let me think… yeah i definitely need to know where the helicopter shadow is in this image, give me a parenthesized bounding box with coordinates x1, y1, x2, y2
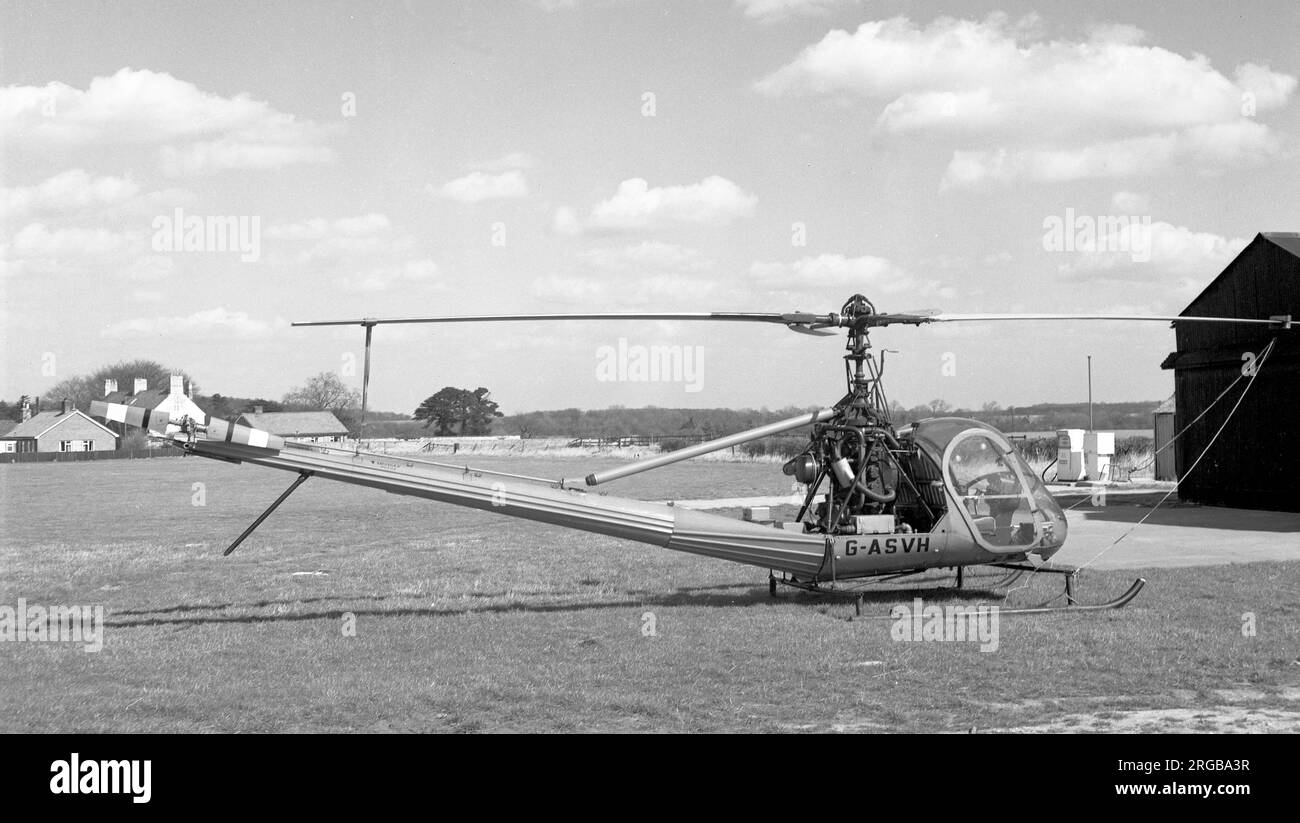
(104, 577, 1008, 630)
(111, 594, 394, 617)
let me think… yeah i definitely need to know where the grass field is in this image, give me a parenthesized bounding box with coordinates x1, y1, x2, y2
(1, 456, 1297, 733)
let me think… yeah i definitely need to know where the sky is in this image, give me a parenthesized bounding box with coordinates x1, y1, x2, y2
(2, 0, 1298, 416)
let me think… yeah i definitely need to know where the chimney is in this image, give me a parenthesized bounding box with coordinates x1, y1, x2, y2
(254, 405, 265, 414)
(62, 398, 73, 415)
(20, 396, 31, 422)
(170, 375, 184, 396)
(104, 378, 118, 397)
(133, 378, 148, 395)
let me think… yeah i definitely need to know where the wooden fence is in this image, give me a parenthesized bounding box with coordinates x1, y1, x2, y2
(0, 447, 182, 465)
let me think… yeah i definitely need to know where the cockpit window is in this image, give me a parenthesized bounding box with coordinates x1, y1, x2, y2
(943, 431, 1047, 551)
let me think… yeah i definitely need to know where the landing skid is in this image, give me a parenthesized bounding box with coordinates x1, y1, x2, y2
(983, 565, 1147, 614)
(768, 565, 1146, 617)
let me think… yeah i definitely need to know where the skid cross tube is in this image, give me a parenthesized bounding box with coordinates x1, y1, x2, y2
(223, 471, 314, 556)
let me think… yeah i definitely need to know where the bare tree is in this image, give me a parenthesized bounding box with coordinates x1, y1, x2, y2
(43, 359, 198, 409)
(283, 372, 360, 413)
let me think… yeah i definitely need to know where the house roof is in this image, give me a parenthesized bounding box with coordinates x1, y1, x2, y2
(0, 408, 119, 439)
(1263, 231, 1300, 259)
(236, 411, 349, 436)
(1181, 232, 1300, 317)
(104, 389, 170, 408)
(0, 420, 16, 437)
(1154, 395, 1175, 415)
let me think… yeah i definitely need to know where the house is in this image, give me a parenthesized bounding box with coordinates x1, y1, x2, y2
(234, 410, 350, 444)
(103, 375, 207, 430)
(0, 399, 119, 454)
(1159, 232, 1300, 511)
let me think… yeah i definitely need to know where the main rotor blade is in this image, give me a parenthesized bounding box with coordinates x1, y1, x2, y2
(293, 312, 823, 328)
(859, 312, 943, 327)
(294, 307, 1293, 331)
(917, 313, 1291, 328)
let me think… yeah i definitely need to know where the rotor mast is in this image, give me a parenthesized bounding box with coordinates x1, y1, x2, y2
(358, 320, 375, 452)
(838, 294, 891, 427)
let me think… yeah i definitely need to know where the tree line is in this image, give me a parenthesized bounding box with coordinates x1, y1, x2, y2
(6, 359, 1160, 437)
(5, 359, 505, 438)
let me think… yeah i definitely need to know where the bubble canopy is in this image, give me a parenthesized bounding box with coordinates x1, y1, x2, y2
(907, 418, 1068, 558)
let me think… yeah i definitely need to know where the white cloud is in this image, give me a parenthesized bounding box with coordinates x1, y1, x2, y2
(1111, 191, 1151, 214)
(102, 307, 286, 339)
(0, 170, 140, 222)
(1146, 224, 1248, 274)
(749, 253, 953, 300)
(130, 289, 165, 303)
(943, 121, 1284, 187)
(578, 241, 709, 272)
(757, 16, 1293, 134)
(757, 16, 1296, 185)
(0, 68, 335, 175)
(751, 253, 896, 289)
(265, 213, 408, 263)
(469, 152, 536, 172)
(123, 255, 175, 281)
(558, 176, 757, 235)
(337, 259, 441, 292)
(300, 234, 413, 264)
(1059, 221, 1247, 279)
(2, 223, 169, 281)
(532, 272, 720, 305)
(431, 170, 530, 203)
(160, 139, 333, 176)
(735, 0, 865, 24)
(553, 207, 583, 235)
(266, 213, 391, 240)
(532, 274, 609, 304)
(757, 16, 1033, 101)
(7, 223, 137, 259)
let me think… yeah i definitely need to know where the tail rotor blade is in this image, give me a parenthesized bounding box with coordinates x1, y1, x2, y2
(90, 400, 284, 451)
(89, 400, 172, 434)
(920, 312, 1290, 328)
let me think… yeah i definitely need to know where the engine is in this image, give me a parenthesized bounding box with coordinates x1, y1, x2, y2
(785, 420, 946, 536)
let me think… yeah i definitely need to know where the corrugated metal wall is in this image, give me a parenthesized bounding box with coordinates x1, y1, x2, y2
(1168, 235, 1300, 511)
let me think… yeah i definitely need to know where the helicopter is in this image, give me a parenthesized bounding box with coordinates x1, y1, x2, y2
(90, 294, 1291, 615)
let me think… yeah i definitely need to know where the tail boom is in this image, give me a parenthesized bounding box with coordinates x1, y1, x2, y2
(186, 437, 831, 576)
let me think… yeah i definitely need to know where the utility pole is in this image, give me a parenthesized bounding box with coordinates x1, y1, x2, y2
(1087, 355, 1093, 431)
